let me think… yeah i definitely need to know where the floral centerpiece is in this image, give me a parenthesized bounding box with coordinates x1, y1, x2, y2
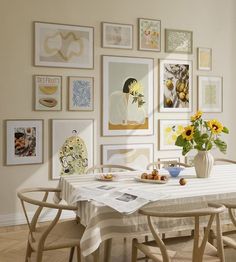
(175, 111, 229, 178)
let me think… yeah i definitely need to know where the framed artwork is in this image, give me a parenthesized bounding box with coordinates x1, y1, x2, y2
(52, 119, 94, 179)
(159, 59, 192, 112)
(102, 22, 133, 49)
(34, 22, 94, 69)
(6, 119, 43, 165)
(68, 76, 94, 111)
(102, 55, 154, 136)
(138, 18, 161, 51)
(159, 120, 189, 150)
(102, 143, 154, 170)
(197, 47, 212, 71)
(165, 29, 193, 54)
(34, 75, 62, 111)
(198, 76, 223, 112)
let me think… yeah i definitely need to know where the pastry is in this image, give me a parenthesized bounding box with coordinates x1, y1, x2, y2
(39, 98, 57, 108)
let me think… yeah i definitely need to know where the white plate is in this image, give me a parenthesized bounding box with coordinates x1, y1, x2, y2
(134, 176, 168, 184)
(95, 174, 116, 181)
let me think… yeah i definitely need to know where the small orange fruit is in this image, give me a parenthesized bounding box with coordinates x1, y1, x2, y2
(179, 178, 187, 186)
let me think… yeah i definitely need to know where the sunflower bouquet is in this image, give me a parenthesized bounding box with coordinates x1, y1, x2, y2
(175, 111, 229, 155)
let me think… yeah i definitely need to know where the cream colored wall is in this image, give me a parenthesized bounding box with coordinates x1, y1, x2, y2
(0, 0, 235, 224)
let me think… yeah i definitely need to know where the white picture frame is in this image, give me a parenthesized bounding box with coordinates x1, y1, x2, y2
(6, 119, 43, 165)
(159, 59, 192, 112)
(102, 143, 154, 170)
(197, 47, 212, 71)
(68, 76, 94, 111)
(52, 119, 94, 179)
(198, 76, 222, 112)
(34, 22, 94, 69)
(159, 120, 189, 150)
(103, 55, 154, 136)
(34, 75, 62, 111)
(102, 22, 133, 49)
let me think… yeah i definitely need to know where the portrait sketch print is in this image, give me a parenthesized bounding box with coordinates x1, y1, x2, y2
(35, 22, 94, 69)
(103, 56, 154, 136)
(159, 59, 192, 112)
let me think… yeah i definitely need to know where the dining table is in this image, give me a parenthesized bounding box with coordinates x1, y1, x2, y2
(57, 164, 236, 262)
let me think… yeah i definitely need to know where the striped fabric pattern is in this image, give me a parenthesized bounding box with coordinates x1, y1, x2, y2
(59, 164, 236, 256)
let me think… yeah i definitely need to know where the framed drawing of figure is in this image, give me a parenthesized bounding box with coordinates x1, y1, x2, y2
(102, 55, 154, 136)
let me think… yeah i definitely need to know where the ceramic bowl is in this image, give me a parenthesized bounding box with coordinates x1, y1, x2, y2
(165, 167, 184, 177)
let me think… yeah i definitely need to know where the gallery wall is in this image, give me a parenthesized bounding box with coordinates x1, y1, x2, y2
(0, 0, 235, 225)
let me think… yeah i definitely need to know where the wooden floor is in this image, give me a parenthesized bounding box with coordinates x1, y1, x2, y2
(0, 224, 236, 262)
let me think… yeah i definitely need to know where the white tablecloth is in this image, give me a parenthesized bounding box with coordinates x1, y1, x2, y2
(58, 164, 236, 256)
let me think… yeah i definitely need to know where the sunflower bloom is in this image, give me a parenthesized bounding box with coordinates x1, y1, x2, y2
(182, 126, 194, 141)
(207, 119, 223, 134)
(191, 111, 203, 121)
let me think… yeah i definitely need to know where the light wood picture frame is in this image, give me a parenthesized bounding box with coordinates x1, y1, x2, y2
(34, 21, 94, 69)
(159, 59, 192, 112)
(165, 29, 193, 54)
(68, 76, 94, 111)
(52, 119, 94, 179)
(138, 18, 161, 51)
(102, 22, 133, 49)
(102, 55, 154, 136)
(198, 76, 223, 112)
(34, 75, 62, 111)
(102, 143, 154, 170)
(6, 119, 43, 165)
(197, 47, 212, 71)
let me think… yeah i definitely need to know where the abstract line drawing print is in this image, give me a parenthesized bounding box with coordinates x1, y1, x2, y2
(35, 22, 93, 68)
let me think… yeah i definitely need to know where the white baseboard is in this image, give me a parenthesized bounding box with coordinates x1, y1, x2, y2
(0, 210, 75, 227)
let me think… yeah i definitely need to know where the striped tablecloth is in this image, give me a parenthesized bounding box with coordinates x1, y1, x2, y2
(59, 164, 236, 256)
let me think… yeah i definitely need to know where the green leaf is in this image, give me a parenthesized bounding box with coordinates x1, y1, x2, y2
(222, 126, 229, 134)
(201, 133, 209, 139)
(214, 139, 227, 154)
(175, 135, 186, 147)
(182, 142, 193, 155)
(206, 141, 212, 151)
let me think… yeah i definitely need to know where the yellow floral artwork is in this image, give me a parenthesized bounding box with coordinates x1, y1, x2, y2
(160, 120, 188, 150)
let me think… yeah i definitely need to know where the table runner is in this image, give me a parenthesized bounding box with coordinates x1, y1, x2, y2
(59, 164, 236, 256)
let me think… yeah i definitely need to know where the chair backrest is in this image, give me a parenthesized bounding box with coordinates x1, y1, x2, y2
(17, 187, 77, 244)
(139, 202, 225, 262)
(214, 158, 236, 165)
(146, 161, 190, 170)
(85, 164, 136, 174)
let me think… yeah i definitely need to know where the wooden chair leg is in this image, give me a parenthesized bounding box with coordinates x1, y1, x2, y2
(36, 250, 43, 262)
(69, 246, 75, 262)
(77, 246, 81, 262)
(104, 238, 112, 262)
(132, 238, 138, 262)
(92, 247, 100, 262)
(25, 241, 32, 262)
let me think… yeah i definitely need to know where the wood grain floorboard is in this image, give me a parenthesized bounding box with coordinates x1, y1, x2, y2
(0, 225, 236, 261)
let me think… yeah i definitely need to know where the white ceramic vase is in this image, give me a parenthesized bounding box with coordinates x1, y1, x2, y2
(194, 151, 214, 178)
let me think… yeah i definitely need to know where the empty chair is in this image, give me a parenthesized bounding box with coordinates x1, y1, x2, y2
(17, 187, 85, 262)
(146, 161, 190, 170)
(86, 164, 136, 174)
(132, 202, 226, 262)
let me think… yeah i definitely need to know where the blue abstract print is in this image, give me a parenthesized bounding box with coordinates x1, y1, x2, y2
(73, 80, 91, 107)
